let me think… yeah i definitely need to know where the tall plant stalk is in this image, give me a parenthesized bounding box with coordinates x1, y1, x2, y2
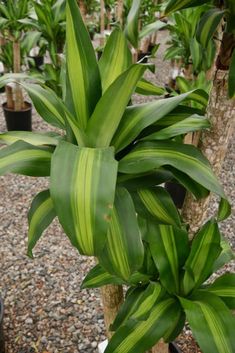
(182, 31, 235, 232)
(13, 41, 24, 111)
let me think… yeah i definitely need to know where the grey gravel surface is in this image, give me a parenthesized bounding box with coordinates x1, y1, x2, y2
(0, 30, 234, 353)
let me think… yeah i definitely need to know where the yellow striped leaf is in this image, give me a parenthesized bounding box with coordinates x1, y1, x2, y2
(86, 64, 146, 148)
(164, 0, 210, 15)
(124, 0, 141, 48)
(99, 28, 132, 92)
(119, 141, 226, 199)
(180, 291, 235, 353)
(183, 220, 222, 295)
(105, 298, 181, 353)
(0, 141, 52, 177)
(66, 0, 101, 129)
(207, 273, 235, 309)
(81, 264, 124, 289)
(0, 131, 61, 147)
(196, 9, 225, 48)
(147, 223, 189, 294)
(50, 141, 118, 256)
(99, 188, 144, 281)
(28, 190, 56, 258)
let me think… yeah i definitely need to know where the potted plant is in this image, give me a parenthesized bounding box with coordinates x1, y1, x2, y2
(0, 0, 32, 131)
(0, 1, 234, 353)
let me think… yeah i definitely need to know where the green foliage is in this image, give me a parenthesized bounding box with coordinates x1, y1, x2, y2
(0, 1, 234, 353)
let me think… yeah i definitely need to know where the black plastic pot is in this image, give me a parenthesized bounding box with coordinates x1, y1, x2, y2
(28, 55, 44, 70)
(0, 297, 5, 353)
(169, 342, 182, 353)
(2, 101, 32, 131)
(165, 182, 187, 209)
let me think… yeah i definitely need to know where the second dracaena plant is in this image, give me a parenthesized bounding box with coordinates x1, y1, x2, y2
(0, 0, 234, 353)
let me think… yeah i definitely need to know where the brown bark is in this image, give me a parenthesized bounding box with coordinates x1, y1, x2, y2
(151, 339, 168, 353)
(116, 0, 123, 26)
(78, 0, 87, 21)
(100, 0, 105, 46)
(5, 84, 14, 109)
(101, 285, 124, 339)
(106, 8, 112, 30)
(13, 41, 24, 111)
(182, 40, 235, 232)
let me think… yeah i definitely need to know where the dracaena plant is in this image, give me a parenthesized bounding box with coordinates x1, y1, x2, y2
(0, 0, 234, 352)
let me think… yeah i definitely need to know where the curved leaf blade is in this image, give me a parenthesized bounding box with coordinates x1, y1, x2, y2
(119, 141, 225, 198)
(196, 9, 225, 48)
(28, 190, 56, 258)
(99, 187, 144, 281)
(86, 64, 146, 148)
(105, 298, 181, 353)
(0, 141, 52, 176)
(183, 220, 222, 295)
(124, 0, 141, 48)
(0, 131, 61, 147)
(132, 186, 181, 227)
(99, 28, 132, 92)
(180, 291, 235, 353)
(81, 264, 124, 289)
(66, 0, 101, 129)
(207, 273, 235, 309)
(147, 223, 190, 294)
(50, 141, 118, 256)
(164, 0, 210, 15)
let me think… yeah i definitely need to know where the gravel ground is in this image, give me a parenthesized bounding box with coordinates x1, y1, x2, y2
(0, 30, 234, 353)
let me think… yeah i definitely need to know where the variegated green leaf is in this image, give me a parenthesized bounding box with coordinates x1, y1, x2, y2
(124, 0, 141, 48)
(196, 9, 225, 48)
(213, 236, 235, 273)
(141, 115, 210, 141)
(119, 141, 225, 198)
(81, 264, 124, 289)
(228, 49, 235, 98)
(99, 28, 132, 92)
(180, 291, 235, 353)
(207, 273, 235, 309)
(99, 187, 144, 281)
(112, 91, 202, 153)
(66, 0, 101, 129)
(190, 37, 202, 72)
(132, 186, 181, 227)
(135, 79, 165, 96)
(21, 83, 86, 145)
(147, 223, 190, 294)
(0, 131, 61, 147)
(105, 298, 181, 353)
(0, 141, 52, 177)
(139, 21, 167, 40)
(111, 282, 164, 331)
(183, 220, 222, 295)
(164, 0, 210, 15)
(28, 190, 56, 258)
(217, 198, 231, 222)
(50, 141, 118, 256)
(86, 64, 146, 148)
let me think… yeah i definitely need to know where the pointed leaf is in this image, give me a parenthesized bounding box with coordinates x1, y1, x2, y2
(139, 21, 167, 40)
(180, 291, 235, 353)
(0, 141, 52, 177)
(132, 186, 181, 227)
(165, 0, 211, 15)
(105, 298, 181, 353)
(124, 0, 141, 48)
(207, 273, 235, 309)
(66, 0, 101, 129)
(147, 223, 190, 294)
(213, 236, 235, 272)
(217, 198, 231, 222)
(141, 115, 210, 141)
(196, 9, 225, 48)
(50, 141, 118, 256)
(119, 141, 226, 199)
(112, 91, 202, 153)
(86, 64, 146, 148)
(99, 187, 144, 281)
(111, 282, 164, 331)
(28, 190, 56, 258)
(135, 79, 165, 96)
(81, 264, 124, 289)
(99, 28, 132, 92)
(183, 220, 222, 295)
(0, 131, 61, 147)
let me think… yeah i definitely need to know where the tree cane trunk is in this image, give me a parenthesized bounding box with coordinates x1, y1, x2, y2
(151, 339, 168, 353)
(13, 41, 24, 111)
(78, 0, 87, 21)
(100, 0, 105, 46)
(182, 32, 235, 232)
(116, 0, 124, 26)
(101, 285, 124, 339)
(106, 8, 112, 30)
